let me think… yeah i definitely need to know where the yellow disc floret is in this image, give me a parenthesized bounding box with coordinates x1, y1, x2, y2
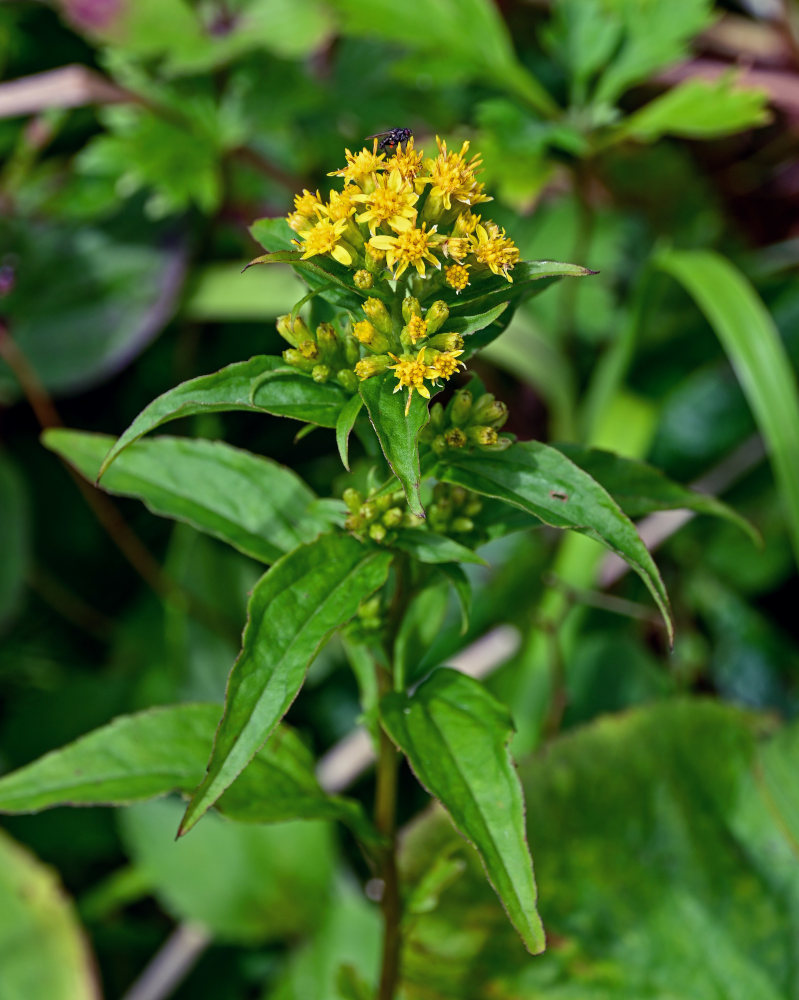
(471, 222, 519, 282)
(370, 223, 445, 278)
(328, 140, 387, 187)
(445, 263, 471, 293)
(388, 348, 439, 414)
(419, 137, 492, 211)
(295, 217, 353, 266)
(430, 349, 466, 381)
(354, 168, 419, 234)
(386, 137, 424, 182)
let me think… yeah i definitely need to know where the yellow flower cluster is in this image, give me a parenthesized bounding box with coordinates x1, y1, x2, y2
(287, 136, 519, 289)
(280, 136, 520, 413)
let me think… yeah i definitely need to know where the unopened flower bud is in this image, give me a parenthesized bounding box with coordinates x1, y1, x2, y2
(383, 507, 404, 528)
(365, 246, 386, 273)
(312, 364, 330, 383)
(471, 394, 508, 428)
(451, 517, 474, 533)
(342, 333, 360, 367)
(450, 486, 467, 507)
(444, 427, 467, 449)
(428, 331, 464, 352)
(425, 300, 449, 334)
(354, 269, 373, 290)
(431, 434, 448, 456)
(283, 348, 317, 372)
(429, 402, 446, 431)
(299, 339, 319, 360)
(369, 522, 387, 543)
(362, 297, 393, 337)
(464, 497, 483, 517)
(354, 355, 390, 380)
(449, 389, 472, 426)
(276, 314, 312, 349)
(315, 323, 340, 362)
(358, 596, 381, 620)
(343, 488, 362, 511)
(336, 369, 359, 393)
(402, 297, 422, 323)
(466, 425, 498, 447)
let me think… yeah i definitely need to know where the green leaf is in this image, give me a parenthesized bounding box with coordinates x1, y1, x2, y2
(554, 442, 759, 543)
(440, 441, 673, 642)
(617, 76, 770, 144)
(180, 534, 392, 835)
(391, 529, 486, 566)
(327, 0, 558, 117)
(359, 372, 429, 517)
(0, 702, 376, 842)
(121, 799, 334, 943)
(380, 668, 544, 954)
(449, 260, 596, 320)
(436, 563, 472, 635)
(184, 262, 304, 320)
(0, 829, 97, 1000)
(656, 249, 799, 568)
(44, 430, 334, 564)
(399, 701, 799, 998)
(0, 452, 29, 630)
(98, 355, 348, 477)
(336, 394, 364, 471)
(446, 301, 510, 336)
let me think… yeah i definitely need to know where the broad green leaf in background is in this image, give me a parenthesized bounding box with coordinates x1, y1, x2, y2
(121, 799, 334, 943)
(183, 262, 304, 321)
(359, 372, 430, 517)
(98, 355, 348, 477)
(45, 430, 335, 564)
(0, 703, 376, 842)
(380, 668, 545, 955)
(0, 218, 185, 402)
(0, 829, 99, 1000)
(327, 0, 558, 116)
(399, 700, 799, 999)
(656, 249, 799, 568)
(616, 76, 770, 144)
(180, 534, 393, 835)
(554, 442, 759, 542)
(440, 441, 673, 642)
(0, 452, 29, 630)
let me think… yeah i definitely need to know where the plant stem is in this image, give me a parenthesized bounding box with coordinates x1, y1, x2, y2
(375, 677, 401, 1000)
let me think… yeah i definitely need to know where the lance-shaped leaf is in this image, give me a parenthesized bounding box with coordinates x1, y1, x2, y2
(44, 430, 335, 564)
(0, 703, 377, 843)
(98, 356, 348, 478)
(380, 668, 545, 954)
(446, 301, 510, 336)
(336, 393, 364, 470)
(359, 371, 430, 517)
(391, 528, 486, 565)
(449, 260, 596, 317)
(440, 441, 673, 642)
(554, 443, 759, 543)
(179, 534, 393, 835)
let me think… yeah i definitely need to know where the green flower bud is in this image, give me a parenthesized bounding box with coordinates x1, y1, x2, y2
(429, 401, 446, 431)
(450, 486, 467, 507)
(299, 339, 319, 360)
(343, 488, 362, 511)
(369, 522, 387, 543)
(449, 389, 472, 426)
(365, 246, 386, 273)
(464, 497, 483, 517)
(276, 314, 312, 349)
(444, 427, 468, 449)
(352, 319, 390, 354)
(427, 331, 464, 352)
(402, 296, 422, 323)
(360, 501, 377, 523)
(431, 434, 448, 456)
(382, 507, 404, 528)
(315, 323, 340, 363)
(466, 425, 499, 447)
(354, 269, 373, 290)
(362, 297, 393, 337)
(481, 435, 513, 452)
(425, 300, 449, 334)
(451, 517, 474, 533)
(283, 348, 317, 372)
(471, 394, 508, 428)
(354, 354, 390, 380)
(312, 364, 331, 383)
(342, 333, 361, 367)
(336, 369, 359, 393)
(358, 595, 381, 620)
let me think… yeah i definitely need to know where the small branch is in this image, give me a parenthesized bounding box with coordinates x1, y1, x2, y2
(120, 923, 211, 1000)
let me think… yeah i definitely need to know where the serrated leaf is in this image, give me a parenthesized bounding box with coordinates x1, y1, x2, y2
(440, 441, 673, 642)
(336, 394, 364, 470)
(380, 668, 545, 954)
(617, 75, 770, 143)
(554, 442, 759, 543)
(0, 829, 99, 1000)
(180, 534, 392, 835)
(391, 529, 486, 566)
(0, 703, 377, 843)
(44, 430, 334, 564)
(98, 355, 347, 477)
(359, 372, 429, 517)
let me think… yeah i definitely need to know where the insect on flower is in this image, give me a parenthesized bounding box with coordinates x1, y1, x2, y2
(366, 127, 413, 151)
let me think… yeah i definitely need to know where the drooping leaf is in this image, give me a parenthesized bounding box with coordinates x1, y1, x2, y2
(121, 799, 334, 943)
(359, 372, 430, 517)
(391, 529, 486, 566)
(380, 668, 544, 954)
(656, 248, 799, 568)
(440, 441, 673, 641)
(336, 394, 364, 470)
(98, 355, 348, 477)
(0, 830, 99, 1000)
(399, 700, 799, 999)
(0, 702, 376, 842)
(45, 430, 333, 564)
(554, 442, 759, 543)
(617, 75, 770, 144)
(179, 534, 392, 835)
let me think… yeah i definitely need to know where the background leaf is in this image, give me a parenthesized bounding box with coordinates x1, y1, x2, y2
(0, 452, 29, 631)
(381, 668, 545, 954)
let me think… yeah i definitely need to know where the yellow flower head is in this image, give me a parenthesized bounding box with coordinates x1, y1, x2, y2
(354, 168, 419, 235)
(328, 140, 387, 187)
(419, 137, 492, 211)
(471, 222, 519, 282)
(405, 315, 428, 344)
(324, 187, 360, 222)
(386, 137, 424, 182)
(430, 349, 466, 381)
(445, 262, 471, 293)
(294, 216, 353, 267)
(388, 347, 439, 414)
(287, 188, 323, 232)
(370, 222, 445, 279)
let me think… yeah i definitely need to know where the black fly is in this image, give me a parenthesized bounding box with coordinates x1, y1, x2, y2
(366, 127, 413, 151)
